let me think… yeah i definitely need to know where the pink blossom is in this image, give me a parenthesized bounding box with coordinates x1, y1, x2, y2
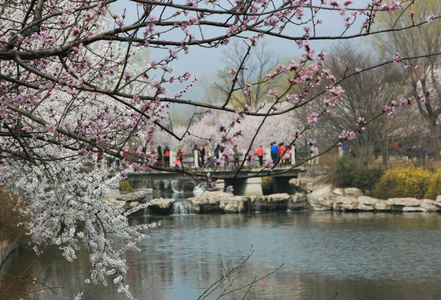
(384, 1, 403, 12)
(246, 153, 255, 165)
(357, 127, 365, 135)
(426, 88, 434, 99)
(46, 123, 56, 133)
(399, 97, 412, 107)
(291, 130, 302, 140)
(338, 130, 356, 141)
(330, 1, 340, 7)
(217, 123, 227, 133)
(286, 94, 299, 104)
(267, 89, 278, 97)
(226, 185, 234, 194)
(72, 27, 81, 36)
(307, 112, 319, 125)
(266, 158, 274, 171)
(356, 117, 366, 127)
(327, 85, 344, 97)
(426, 14, 435, 23)
(382, 105, 396, 118)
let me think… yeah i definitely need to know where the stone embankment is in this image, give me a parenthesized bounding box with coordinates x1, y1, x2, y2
(105, 183, 441, 215)
(149, 192, 304, 215)
(307, 185, 441, 212)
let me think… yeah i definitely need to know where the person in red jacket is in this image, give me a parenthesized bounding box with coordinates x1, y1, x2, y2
(278, 143, 286, 166)
(256, 145, 264, 167)
(175, 146, 184, 168)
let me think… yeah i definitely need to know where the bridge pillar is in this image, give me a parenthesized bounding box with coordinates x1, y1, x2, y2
(308, 147, 319, 165)
(193, 150, 198, 168)
(170, 151, 176, 167)
(243, 177, 263, 196)
(223, 177, 263, 196)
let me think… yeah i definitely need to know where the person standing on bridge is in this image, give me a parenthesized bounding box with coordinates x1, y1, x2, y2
(176, 146, 184, 168)
(256, 145, 264, 167)
(164, 146, 170, 167)
(199, 144, 206, 168)
(270, 142, 278, 165)
(285, 146, 292, 166)
(278, 143, 286, 166)
(156, 146, 163, 166)
(214, 144, 220, 159)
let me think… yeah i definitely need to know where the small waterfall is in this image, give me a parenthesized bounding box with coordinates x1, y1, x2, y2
(171, 179, 204, 195)
(172, 201, 193, 215)
(170, 180, 183, 193)
(193, 182, 206, 197)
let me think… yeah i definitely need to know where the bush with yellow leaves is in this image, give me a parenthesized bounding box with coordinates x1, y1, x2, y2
(373, 165, 432, 199)
(424, 168, 441, 200)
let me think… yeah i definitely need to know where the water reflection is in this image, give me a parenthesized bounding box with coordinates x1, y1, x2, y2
(2, 212, 441, 299)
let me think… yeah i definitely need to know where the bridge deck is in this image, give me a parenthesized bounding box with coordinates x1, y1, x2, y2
(125, 167, 303, 181)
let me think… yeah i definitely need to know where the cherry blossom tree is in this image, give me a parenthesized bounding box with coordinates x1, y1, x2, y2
(0, 0, 440, 298)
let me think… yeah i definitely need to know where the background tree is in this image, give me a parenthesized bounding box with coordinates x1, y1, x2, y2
(212, 41, 280, 109)
(315, 44, 408, 166)
(373, 0, 441, 158)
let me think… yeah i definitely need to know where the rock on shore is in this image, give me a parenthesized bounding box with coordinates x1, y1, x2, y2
(307, 185, 441, 212)
(105, 185, 441, 215)
(143, 191, 309, 215)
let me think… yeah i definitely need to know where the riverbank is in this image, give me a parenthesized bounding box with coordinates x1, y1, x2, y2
(106, 185, 441, 216)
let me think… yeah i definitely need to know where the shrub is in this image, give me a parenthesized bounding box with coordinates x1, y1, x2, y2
(261, 177, 274, 195)
(336, 154, 358, 188)
(261, 177, 272, 190)
(354, 168, 384, 194)
(373, 165, 432, 199)
(425, 168, 441, 200)
(119, 180, 134, 193)
(0, 187, 30, 244)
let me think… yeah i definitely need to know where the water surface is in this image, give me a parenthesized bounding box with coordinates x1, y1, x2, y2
(2, 212, 441, 299)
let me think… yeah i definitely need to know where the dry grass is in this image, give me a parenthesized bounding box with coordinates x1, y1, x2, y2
(0, 187, 29, 244)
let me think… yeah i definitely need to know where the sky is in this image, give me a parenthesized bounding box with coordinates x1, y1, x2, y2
(113, 0, 374, 102)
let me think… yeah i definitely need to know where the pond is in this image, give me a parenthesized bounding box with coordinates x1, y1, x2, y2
(2, 211, 441, 299)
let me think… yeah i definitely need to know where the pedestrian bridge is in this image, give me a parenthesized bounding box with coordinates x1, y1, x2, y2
(126, 167, 304, 196)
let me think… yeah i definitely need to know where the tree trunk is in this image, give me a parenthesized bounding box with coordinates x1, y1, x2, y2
(427, 124, 440, 160)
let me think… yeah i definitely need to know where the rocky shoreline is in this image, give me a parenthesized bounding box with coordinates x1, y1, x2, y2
(106, 185, 441, 215)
